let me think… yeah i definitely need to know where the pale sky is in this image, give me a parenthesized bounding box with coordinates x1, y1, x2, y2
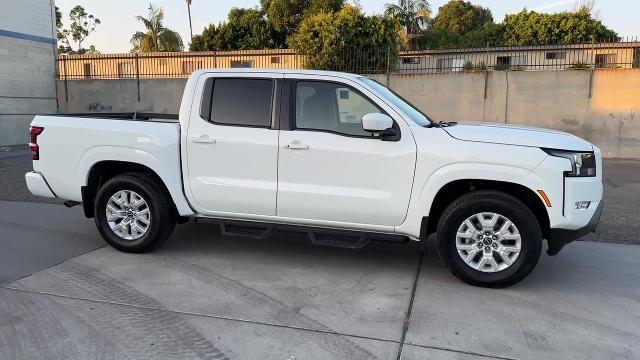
(53, 0, 640, 53)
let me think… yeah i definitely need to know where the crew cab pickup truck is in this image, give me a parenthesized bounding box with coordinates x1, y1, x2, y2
(26, 69, 603, 287)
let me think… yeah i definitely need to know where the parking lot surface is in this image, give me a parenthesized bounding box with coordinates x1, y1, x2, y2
(1, 201, 639, 360)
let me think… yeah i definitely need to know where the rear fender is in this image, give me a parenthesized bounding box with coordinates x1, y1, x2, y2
(78, 146, 194, 216)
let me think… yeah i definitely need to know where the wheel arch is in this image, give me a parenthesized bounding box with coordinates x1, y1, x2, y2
(423, 179, 550, 241)
(82, 160, 188, 219)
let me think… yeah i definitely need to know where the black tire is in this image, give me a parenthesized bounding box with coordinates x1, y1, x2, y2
(94, 172, 176, 253)
(436, 191, 542, 288)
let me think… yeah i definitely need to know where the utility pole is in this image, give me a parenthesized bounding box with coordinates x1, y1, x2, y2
(186, 0, 193, 42)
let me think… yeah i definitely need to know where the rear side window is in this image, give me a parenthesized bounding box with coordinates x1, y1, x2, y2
(203, 78, 274, 127)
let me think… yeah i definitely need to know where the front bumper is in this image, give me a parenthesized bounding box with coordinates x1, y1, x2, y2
(547, 201, 603, 255)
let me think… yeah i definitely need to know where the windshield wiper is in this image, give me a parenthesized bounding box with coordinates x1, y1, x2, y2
(427, 121, 458, 128)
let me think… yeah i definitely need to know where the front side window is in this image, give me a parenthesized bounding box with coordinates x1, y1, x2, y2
(295, 81, 381, 137)
(205, 78, 273, 127)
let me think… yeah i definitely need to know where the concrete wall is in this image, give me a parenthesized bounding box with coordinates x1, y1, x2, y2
(0, 0, 58, 146)
(371, 69, 640, 158)
(56, 78, 188, 114)
(57, 69, 640, 158)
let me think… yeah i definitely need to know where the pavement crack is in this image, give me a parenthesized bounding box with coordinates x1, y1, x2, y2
(395, 250, 424, 360)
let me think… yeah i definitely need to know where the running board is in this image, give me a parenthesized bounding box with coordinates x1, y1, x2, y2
(308, 230, 371, 249)
(194, 217, 409, 249)
(220, 220, 274, 240)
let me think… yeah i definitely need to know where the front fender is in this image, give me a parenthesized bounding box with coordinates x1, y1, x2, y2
(397, 162, 549, 238)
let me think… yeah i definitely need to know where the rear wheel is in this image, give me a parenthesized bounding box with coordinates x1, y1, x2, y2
(436, 191, 542, 288)
(94, 173, 175, 253)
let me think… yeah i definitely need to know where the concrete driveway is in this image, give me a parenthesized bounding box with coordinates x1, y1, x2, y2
(1, 201, 638, 360)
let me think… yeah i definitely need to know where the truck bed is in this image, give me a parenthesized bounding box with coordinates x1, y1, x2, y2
(29, 114, 189, 214)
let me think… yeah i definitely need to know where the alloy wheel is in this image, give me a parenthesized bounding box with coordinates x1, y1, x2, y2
(455, 212, 522, 272)
(105, 190, 151, 240)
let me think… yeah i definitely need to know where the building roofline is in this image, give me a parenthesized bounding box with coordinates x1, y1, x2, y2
(399, 42, 640, 56)
(56, 41, 640, 60)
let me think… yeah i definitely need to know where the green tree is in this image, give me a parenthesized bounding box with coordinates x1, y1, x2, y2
(288, 5, 399, 71)
(189, 8, 285, 51)
(216, 8, 285, 50)
(57, 5, 101, 54)
(55, 6, 63, 36)
(131, 4, 184, 52)
(260, 0, 344, 34)
(384, 0, 431, 36)
(431, 0, 493, 35)
(462, 22, 505, 47)
(502, 8, 618, 45)
(55, 6, 67, 53)
(189, 24, 217, 51)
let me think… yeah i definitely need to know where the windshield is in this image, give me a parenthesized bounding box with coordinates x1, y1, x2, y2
(360, 78, 432, 126)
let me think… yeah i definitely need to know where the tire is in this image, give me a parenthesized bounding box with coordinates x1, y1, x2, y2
(94, 172, 176, 253)
(436, 190, 542, 288)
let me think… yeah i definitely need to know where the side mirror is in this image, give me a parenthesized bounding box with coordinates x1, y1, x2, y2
(362, 113, 393, 133)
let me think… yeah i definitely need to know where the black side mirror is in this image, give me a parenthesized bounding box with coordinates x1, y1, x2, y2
(380, 126, 400, 141)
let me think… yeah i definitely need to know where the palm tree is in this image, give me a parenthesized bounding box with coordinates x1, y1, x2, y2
(384, 0, 431, 39)
(131, 4, 184, 52)
(186, 0, 193, 42)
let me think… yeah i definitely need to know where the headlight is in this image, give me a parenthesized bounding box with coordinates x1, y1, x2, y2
(542, 149, 596, 177)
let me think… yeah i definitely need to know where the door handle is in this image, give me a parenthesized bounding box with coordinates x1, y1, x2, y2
(285, 141, 309, 150)
(192, 135, 216, 144)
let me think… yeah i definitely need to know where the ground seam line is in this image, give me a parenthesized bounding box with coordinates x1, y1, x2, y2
(0, 285, 398, 343)
(395, 250, 424, 360)
(1, 281, 514, 359)
(0, 245, 106, 287)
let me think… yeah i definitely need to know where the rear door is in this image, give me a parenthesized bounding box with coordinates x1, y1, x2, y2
(185, 73, 282, 216)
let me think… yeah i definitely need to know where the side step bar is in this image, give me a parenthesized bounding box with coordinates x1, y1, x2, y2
(194, 217, 409, 249)
(220, 220, 274, 240)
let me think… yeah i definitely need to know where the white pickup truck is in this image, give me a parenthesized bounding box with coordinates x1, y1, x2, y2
(26, 69, 603, 287)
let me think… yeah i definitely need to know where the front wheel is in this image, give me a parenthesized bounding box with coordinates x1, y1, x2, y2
(94, 173, 176, 253)
(436, 191, 542, 288)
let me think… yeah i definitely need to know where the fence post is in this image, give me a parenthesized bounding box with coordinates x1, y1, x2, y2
(61, 57, 69, 103)
(485, 42, 490, 70)
(386, 46, 391, 86)
(135, 53, 141, 102)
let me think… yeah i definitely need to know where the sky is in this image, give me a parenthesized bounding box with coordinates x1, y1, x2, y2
(54, 0, 640, 53)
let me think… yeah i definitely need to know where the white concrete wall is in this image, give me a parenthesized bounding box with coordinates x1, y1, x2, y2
(0, 0, 57, 146)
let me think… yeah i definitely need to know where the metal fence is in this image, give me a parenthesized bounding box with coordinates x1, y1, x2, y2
(57, 39, 640, 80)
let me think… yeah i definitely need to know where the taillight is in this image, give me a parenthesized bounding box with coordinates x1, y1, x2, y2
(29, 127, 44, 160)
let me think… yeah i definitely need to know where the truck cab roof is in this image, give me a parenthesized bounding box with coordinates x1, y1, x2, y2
(190, 68, 365, 81)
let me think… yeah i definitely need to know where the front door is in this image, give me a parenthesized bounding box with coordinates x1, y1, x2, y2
(277, 76, 416, 227)
(185, 74, 280, 216)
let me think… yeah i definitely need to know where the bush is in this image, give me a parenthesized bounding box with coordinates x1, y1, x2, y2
(288, 5, 399, 72)
(569, 61, 591, 69)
